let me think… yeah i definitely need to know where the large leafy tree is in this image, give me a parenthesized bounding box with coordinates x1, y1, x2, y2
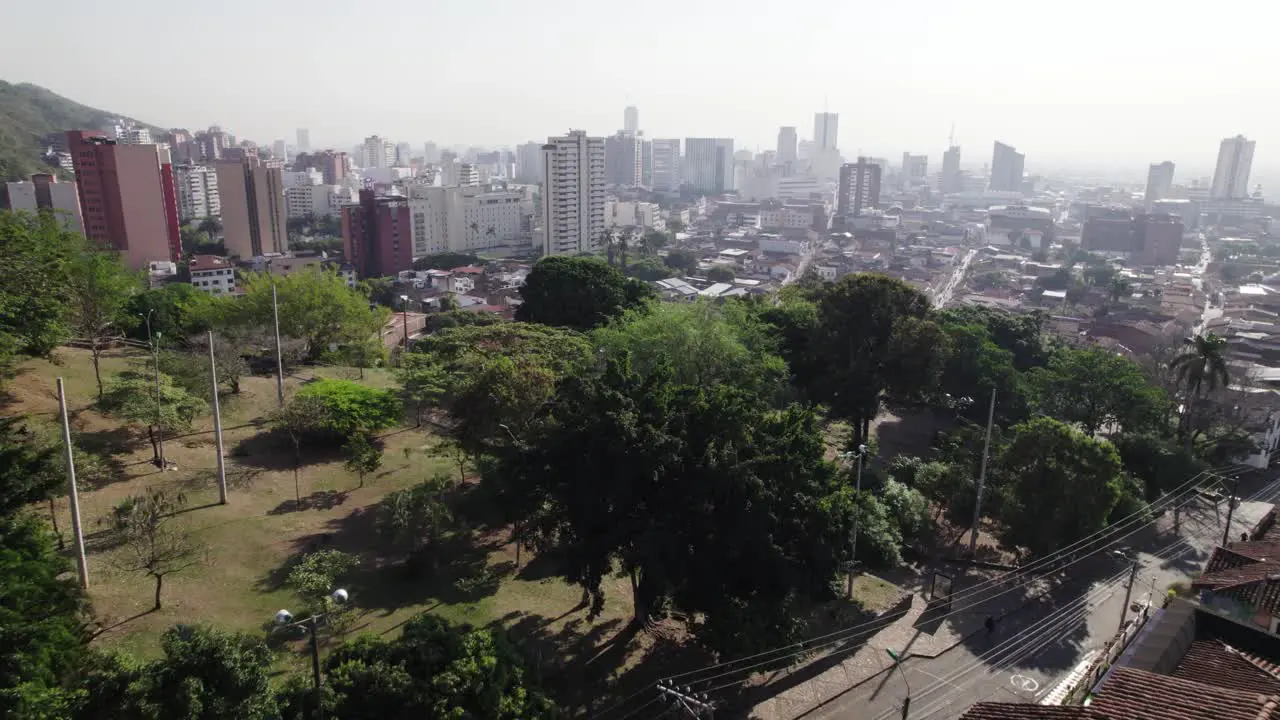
(293, 379, 402, 437)
(515, 256, 656, 330)
(234, 269, 387, 360)
(800, 274, 948, 447)
(936, 320, 1026, 424)
(100, 370, 207, 465)
(66, 249, 141, 400)
(937, 305, 1048, 371)
(0, 211, 80, 381)
(279, 613, 556, 720)
(1027, 346, 1171, 436)
(124, 284, 227, 346)
(994, 417, 1125, 556)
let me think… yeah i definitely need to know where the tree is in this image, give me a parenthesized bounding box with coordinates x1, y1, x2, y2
(100, 370, 208, 465)
(1109, 277, 1133, 303)
(272, 395, 329, 506)
(396, 354, 448, 427)
(0, 211, 79, 382)
(234, 269, 387, 360)
(281, 613, 555, 720)
(994, 417, 1125, 556)
(0, 515, 87, 716)
(937, 305, 1048, 371)
(663, 248, 699, 274)
(1027, 346, 1170, 435)
(287, 549, 358, 613)
(125, 284, 226, 345)
(516, 256, 655, 330)
(706, 265, 735, 283)
(107, 489, 201, 610)
(1171, 333, 1230, 401)
(936, 320, 1025, 424)
(641, 229, 668, 253)
(1112, 431, 1206, 502)
(66, 249, 140, 399)
(800, 274, 947, 447)
(376, 473, 453, 562)
(0, 416, 61, 518)
(325, 334, 385, 380)
(293, 379, 402, 437)
(342, 433, 382, 488)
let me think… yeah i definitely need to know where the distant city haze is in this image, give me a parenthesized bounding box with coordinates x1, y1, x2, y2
(3, 0, 1277, 180)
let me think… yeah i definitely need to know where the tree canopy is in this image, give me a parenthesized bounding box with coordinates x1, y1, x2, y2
(515, 256, 656, 330)
(1028, 346, 1170, 436)
(234, 269, 387, 360)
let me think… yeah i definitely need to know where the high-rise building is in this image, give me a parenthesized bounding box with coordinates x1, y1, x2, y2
(640, 138, 653, 189)
(216, 155, 288, 258)
(395, 142, 413, 167)
(272, 140, 288, 162)
(683, 138, 734, 194)
(294, 150, 349, 185)
(442, 162, 479, 187)
(1, 174, 84, 233)
(1145, 161, 1176, 207)
(197, 126, 230, 163)
(407, 184, 528, 255)
(652, 138, 681, 191)
(941, 145, 962, 193)
(361, 135, 394, 169)
(813, 113, 839, 152)
(989, 141, 1025, 192)
(541, 130, 606, 256)
(624, 106, 639, 135)
(174, 165, 221, 222)
(66, 131, 181, 268)
(605, 131, 642, 186)
(837, 158, 882, 217)
(516, 142, 544, 184)
(114, 125, 153, 145)
(901, 153, 929, 187)
(342, 190, 413, 279)
(296, 128, 310, 152)
(423, 142, 439, 164)
(777, 126, 798, 165)
(1211, 135, 1255, 200)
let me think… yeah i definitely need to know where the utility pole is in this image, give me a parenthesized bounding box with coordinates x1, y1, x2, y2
(56, 378, 89, 588)
(658, 681, 714, 718)
(1222, 475, 1242, 547)
(848, 446, 866, 599)
(152, 330, 165, 469)
(208, 331, 228, 505)
(1116, 552, 1139, 636)
(968, 388, 997, 557)
(271, 280, 285, 408)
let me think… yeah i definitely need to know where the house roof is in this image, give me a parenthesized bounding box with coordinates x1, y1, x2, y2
(1171, 640, 1280, 696)
(451, 265, 485, 274)
(189, 254, 231, 272)
(959, 704, 1098, 719)
(1194, 537, 1280, 615)
(1089, 666, 1280, 720)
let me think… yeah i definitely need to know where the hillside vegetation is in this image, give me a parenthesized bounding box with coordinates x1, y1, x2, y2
(0, 80, 160, 180)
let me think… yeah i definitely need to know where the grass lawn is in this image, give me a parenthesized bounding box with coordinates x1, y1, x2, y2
(3, 347, 666, 713)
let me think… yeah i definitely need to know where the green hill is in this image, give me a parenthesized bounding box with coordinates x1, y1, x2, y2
(0, 80, 163, 181)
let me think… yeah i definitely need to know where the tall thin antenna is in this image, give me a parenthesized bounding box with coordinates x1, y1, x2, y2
(949, 121, 955, 148)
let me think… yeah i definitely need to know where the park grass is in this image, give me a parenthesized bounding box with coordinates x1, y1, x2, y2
(3, 347, 658, 711)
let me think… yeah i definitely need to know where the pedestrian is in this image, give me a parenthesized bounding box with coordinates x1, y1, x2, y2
(985, 616, 995, 635)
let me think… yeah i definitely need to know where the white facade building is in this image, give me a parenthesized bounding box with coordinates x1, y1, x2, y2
(759, 205, 815, 230)
(361, 135, 394, 169)
(541, 130, 606, 256)
(284, 184, 353, 219)
(517, 142, 543, 184)
(174, 164, 221, 221)
(189, 255, 236, 294)
(777, 127, 798, 165)
(408, 185, 528, 255)
(442, 162, 480, 187)
(1212, 135, 1255, 200)
(683, 138, 734, 194)
(604, 200, 665, 230)
(624, 105, 639, 135)
(114, 125, 153, 145)
(813, 113, 839, 152)
(282, 168, 324, 187)
(651, 139, 681, 192)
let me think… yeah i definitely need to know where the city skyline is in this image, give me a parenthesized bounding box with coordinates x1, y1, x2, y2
(3, 0, 1278, 179)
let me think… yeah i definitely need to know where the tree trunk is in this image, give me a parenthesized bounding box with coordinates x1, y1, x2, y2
(359, 365, 365, 380)
(153, 573, 163, 610)
(512, 520, 522, 570)
(630, 567, 646, 626)
(47, 497, 64, 550)
(91, 341, 104, 401)
(358, 470, 364, 489)
(147, 425, 161, 465)
(293, 438, 302, 505)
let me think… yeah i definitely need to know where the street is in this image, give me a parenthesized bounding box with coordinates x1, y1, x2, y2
(932, 249, 977, 308)
(805, 470, 1278, 720)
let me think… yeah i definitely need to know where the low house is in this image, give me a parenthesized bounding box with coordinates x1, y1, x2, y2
(189, 255, 236, 295)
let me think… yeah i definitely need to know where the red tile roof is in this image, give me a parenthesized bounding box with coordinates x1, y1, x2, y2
(451, 265, 485, 274)
(1089, 667, 1280, 720)
(189, 254, 231, 272)
(1193, 560, 1280, 615)
(959, 703, 1099, 719)
(1172, 640, 1280, 695)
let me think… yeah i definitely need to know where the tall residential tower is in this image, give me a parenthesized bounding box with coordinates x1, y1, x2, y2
(541, 130, 606, 256)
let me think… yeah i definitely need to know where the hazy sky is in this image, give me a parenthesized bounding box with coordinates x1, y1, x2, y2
(4, 0, 1278, 179)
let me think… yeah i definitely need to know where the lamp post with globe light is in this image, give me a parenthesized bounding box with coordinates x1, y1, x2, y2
(274, 587, 350, 718)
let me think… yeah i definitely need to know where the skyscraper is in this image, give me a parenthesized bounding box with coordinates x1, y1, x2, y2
(174, 164, 221, 222)
(837, 158, 882, 217)
(640, 138, 653, 188)
(1211, 135, 1255, 200)
(516, 142, 543, 184)
(652, 139, 681, 191)
(541, 130, 606, 257)
(342, 190, 412, 279)
(813, 113, 839, 152)
(1145, 161, 1176, 207)
(216, 155, 288, 258)
(395, 142, 413, 167)
(777, 127, 798, 165)
(66, 131, 181, 268)
(361, 135, 393, 169)
(296, 128, 310, 152)
(1, 174, 84, 234)
(605, 131, 642, 186)
(901, 153, 929, 187)
(272, 140, 288, 161)
(941, 145, 962, 193)
(624, 106, 639, 135)
(989, 141, 1025, 192)
(683, 138, 734, 194)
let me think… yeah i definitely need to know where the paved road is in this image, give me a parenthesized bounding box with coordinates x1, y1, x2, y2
(932, 249, 977, 308)
(806, 471, 1279, 720)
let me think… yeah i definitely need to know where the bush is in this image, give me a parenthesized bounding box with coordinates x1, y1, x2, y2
(294, 379, 402, 437)
(880, 479, 931, 542)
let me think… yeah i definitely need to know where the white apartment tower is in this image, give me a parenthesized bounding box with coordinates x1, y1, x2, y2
(541, 130, 606, 256)
(813, 113, 839, 152)
(624, 106, 639, 135)
(1211, 135, 1255, 200)
(651, 139, 681, 191)
(296, 128, 310, 152)
(1145, 161, 1176, 207)
(174, 164, 221, 221)
(517, 142, 544, 184)
(777, 126, 798, 165)
(361, 135, 394, 169)
(683, 138, 735, 194)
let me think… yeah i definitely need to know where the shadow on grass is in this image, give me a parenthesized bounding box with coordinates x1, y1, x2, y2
(73, 425, 137, 458)
(267, 489, 351, 515)
(230, 427, 342, 471)
(91, 608, 156, 638)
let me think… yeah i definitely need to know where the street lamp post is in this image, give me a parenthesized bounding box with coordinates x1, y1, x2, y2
(842, 444, 868, 598)
(399, 294, 410, 351)
(140, 310, 165, 469)
(274, 588, 350, 720)
(886, 649, 911, 719)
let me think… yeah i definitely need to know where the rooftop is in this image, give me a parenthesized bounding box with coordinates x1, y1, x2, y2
(189, 255, 231, 272)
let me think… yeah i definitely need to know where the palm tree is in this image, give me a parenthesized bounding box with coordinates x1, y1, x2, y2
(600, 229, 617, 266)
(1170, 333, 1230, 447)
